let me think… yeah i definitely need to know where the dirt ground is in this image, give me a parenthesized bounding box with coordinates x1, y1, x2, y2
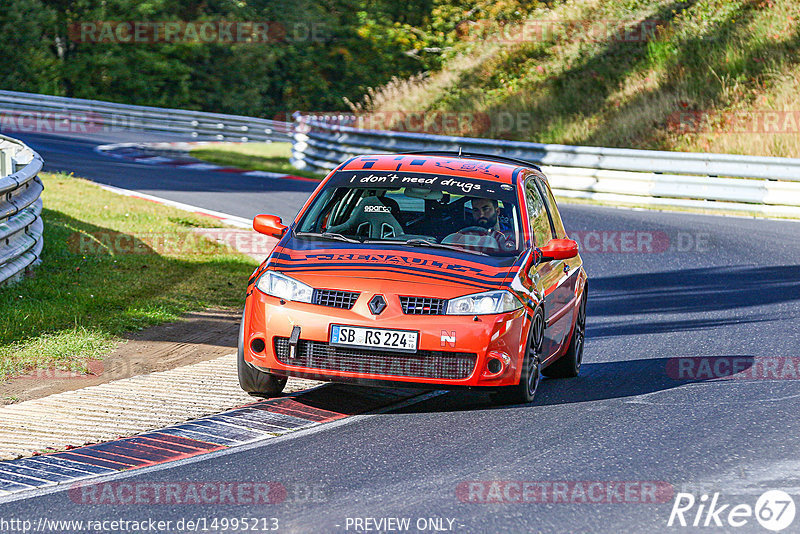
(1, 308, 241, 405)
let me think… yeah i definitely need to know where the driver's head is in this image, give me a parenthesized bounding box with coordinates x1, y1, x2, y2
(470, 197, 499, 229)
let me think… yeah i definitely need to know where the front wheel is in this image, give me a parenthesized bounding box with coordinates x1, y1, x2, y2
(491, 308, 544, 405)
(237, 310, 287, 397)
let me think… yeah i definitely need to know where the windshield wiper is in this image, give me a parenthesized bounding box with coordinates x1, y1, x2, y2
(296, 231, 363, 243)
(387, 238, 489, 256)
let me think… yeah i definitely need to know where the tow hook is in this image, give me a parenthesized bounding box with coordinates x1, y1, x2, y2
(288, 326, 301, 359)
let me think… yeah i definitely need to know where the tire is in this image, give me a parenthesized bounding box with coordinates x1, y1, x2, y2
(491, 307, 544, 405)
(542, 288, 586, 379)
(237, 310, 288, 397)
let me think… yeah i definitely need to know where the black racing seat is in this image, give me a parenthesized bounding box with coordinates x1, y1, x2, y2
(326, 196, 404, 239)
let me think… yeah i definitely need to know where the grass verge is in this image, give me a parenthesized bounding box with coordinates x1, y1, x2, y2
(553, 195, 800, 221)
(190, 142, 325, 179)
(0, 172, 257, 380)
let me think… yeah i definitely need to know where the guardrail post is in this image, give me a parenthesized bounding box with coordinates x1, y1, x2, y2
(0, 150, 11, 177)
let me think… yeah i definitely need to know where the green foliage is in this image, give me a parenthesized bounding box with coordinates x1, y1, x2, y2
(0, 0, 59, 94)
(0, 0, 552, 116)
(0, 0, 451, 115)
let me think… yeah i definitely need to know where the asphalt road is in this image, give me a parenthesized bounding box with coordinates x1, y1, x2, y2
(3, 130, 800, 533)
(9, 131, 317, 222)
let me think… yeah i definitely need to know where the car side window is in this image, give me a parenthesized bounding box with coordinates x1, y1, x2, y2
(525, 178, 554, 247)
(536, 177, 567, 239)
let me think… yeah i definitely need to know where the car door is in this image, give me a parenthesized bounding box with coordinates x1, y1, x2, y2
(524, 176, 564, 360)
(534, 175, 581, 357)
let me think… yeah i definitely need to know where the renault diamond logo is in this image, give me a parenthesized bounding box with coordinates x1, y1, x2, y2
(369, 295, 387, 315)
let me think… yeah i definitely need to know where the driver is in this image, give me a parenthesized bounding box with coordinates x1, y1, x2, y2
(469, 197, 512, 233)
(441, 197, 515, 252)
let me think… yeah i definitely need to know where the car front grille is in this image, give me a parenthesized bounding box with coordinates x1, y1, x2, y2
(274, 338, 476, 380)
(312, 289, 360, 310)
(399, 296, 447, 315)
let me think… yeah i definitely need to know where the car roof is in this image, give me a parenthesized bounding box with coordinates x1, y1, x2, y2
(337, 154, 534, 184)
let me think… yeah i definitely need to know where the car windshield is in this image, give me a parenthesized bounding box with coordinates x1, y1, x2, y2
(296, 170, 523, 256)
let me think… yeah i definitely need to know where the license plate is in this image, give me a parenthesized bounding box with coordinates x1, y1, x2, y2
(330, 325, 418, 353)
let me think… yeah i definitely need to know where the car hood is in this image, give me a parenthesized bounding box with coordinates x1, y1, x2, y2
(269, 235, 522, 294)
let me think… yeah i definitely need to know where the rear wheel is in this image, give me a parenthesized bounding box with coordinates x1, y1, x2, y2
(237, 310, 287, 397)
(491, 308, 544, 405)
(542, 289, 586, 378)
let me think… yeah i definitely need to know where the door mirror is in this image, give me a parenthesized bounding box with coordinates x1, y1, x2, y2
(253, 214, 288, 238)
(539, 238, 578, 261)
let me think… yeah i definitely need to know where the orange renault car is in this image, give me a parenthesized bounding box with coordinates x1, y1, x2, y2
(238, 152, 587, 404)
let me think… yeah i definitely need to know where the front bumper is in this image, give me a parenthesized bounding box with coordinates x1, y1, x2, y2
(243, 288, 529, 388)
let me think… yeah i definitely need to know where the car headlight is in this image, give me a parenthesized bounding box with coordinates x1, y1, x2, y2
(445, 290, 522, 315)
(255, 271, 313, 303)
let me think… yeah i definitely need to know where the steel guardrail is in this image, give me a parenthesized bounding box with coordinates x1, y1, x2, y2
(0, 134, 44, 286)
(0, 90, 293, 143)
(291, 115, 800, 218)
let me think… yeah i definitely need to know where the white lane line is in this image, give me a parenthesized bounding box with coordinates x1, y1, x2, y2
(243, 170, 292, 179)
(20, 458, 105, 477)
(179, 163, 222, 170)
(131, 156, 175, 164)
(95, 143, 139, 152)
(95, 183, 252, 228)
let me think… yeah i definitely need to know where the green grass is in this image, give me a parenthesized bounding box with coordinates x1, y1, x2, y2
(554, 195, 794, 220)
(0, 173, 258, 380)
(354, 0, 800, 158)
(191, 142, 325, 180)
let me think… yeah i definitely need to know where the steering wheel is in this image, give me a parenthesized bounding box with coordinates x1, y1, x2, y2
(455, 226, 517, 252)
(459, 226, 491, 234)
